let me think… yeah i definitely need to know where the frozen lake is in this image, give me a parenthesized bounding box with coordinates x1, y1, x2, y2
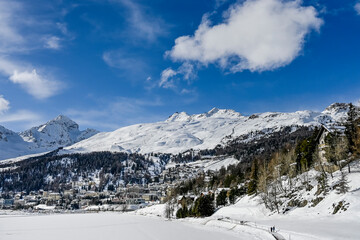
(0, 213, 265, 240)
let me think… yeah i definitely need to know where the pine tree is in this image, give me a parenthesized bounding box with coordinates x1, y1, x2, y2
(216, 190, 227, 207)
(193, 194, 215, 217)
(336, 171, 350, 194)
(228, 188, 237, 204)
(295, 132, 318, 173)
(316, 172, 329, 195)
(247, 160, 259, 195)
(345, 103, 357, 154)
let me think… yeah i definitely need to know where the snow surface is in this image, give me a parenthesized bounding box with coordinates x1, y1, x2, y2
(61, 104, 350, 156)
(0, 212, 267, 240)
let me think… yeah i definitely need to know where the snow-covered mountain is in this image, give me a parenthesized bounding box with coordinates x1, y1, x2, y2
(0, 115, 98, 160)
(0, 125, 36, 160)
(20, 115, 98, 149)
(61, 103, 354, 155)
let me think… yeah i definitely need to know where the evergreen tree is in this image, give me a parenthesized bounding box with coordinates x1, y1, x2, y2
(193, 194, 215, 217)
(316, 172, 329, 195)
(228, 188, 237, 204)
(216, 190, 227, 207)
(345, 103, 357, 154)
(295, 129, 318, 172)
(247, 160, 259, 195)
(336, 171, 350, 194)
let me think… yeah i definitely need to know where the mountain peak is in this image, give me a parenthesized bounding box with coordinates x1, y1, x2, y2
(207, 107, 219, 115)
(51, 115, 78, 127)
(17, 115, 98, 152)
(204, 108, 241, 119)
(323, 103, 349, 113)
(166, 108, 242, 122)
(166, 112, 191, 122)
(54, 114, 73, 122)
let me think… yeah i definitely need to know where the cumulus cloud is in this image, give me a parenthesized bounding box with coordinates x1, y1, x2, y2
(9, 69, 62, 99)
(166, 0, 323, 72)
(355, 2, 360, 15)
(0, 58, 62, 99)
(0, 95, 10, 114)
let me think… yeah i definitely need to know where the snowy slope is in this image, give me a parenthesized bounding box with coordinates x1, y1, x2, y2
(20, 115, 98, 149)
(0, 115, 98, 161)
(0, 125, 38, 160)
(62, 103, 353, 155)
(212, 160, 360, 240)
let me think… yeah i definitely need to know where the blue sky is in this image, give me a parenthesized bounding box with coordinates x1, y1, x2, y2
(0, 0, 360, 132)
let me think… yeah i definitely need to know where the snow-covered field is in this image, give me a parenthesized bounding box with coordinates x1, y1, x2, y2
(0, 212, 270, 240)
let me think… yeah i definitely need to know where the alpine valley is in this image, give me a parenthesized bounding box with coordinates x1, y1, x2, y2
(1, 102, 360, 240)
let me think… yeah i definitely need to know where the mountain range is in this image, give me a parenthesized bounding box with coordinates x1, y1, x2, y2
(0, 103, 354, 161)
(0, 115, 98, 160)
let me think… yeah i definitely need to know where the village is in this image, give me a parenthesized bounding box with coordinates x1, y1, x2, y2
(0, 158, 216, 212)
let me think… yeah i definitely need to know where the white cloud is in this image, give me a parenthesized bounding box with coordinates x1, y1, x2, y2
(0, 109, 44, 131)
(0, 0, 24, 53)
(44, 36, 61, 49)
(115, 0, 166, 41)
(166, 0, 323, 72)
(0, 1, 73, 53)
(9, 69, 62, 99)
(159, 63, 197, 89)
(0, 1, 65, 99)
(0, 95, 10, 114)
(0, 57, 18, 76)
(0, 57, 62, 99)
(0, 109, 40, 123)
(355, 2, 360, 15)
(159, 68, 177, 89)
